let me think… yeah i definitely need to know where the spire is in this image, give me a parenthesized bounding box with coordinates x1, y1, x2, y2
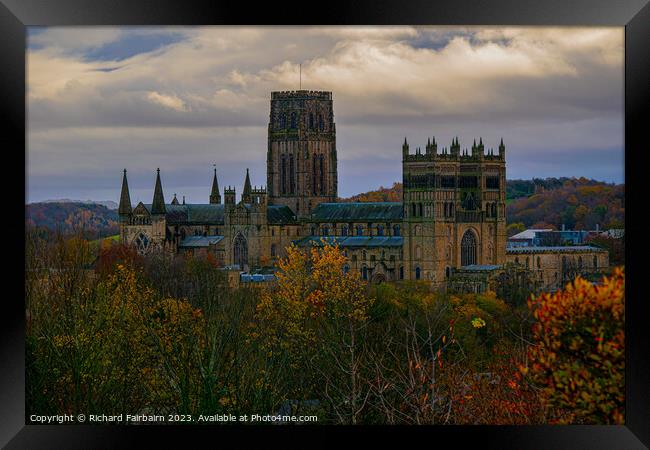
(171, 193, 179, 205)
(182, 195, 186, 205)
(242, 168, 252, 203)
(210, 165, 221, 204)
(151, 168, 166, 215)
(118, 169, 132, 216)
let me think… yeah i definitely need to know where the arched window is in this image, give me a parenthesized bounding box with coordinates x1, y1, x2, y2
(362, 266, 368, 280)
(356, 225, 363, 236)
(290, 111, 297, 129)
(492, 203, 497, 217)
(311, 226, 316, 235)
(526, 257, 529, 269)
(515, 257, 519, 264)
(319, 114, 324, 131)
(362, 250, 367, 260)
(412, 203, 417, 217)
(289, 154, 295, 194)
(271, 244, 277, 257)
(537, 256, 541, 268)
(399, 266, 404, 280)
(134, 232, 150, 254)
(377, 225, 384, 236)
(418, 203, 423, 217)
(279, 113, 286, 129)
(446, 267, 451, 278)
(341, 225, 348, 236)
(415, 266, 421, 280)
(233, 233, 248, 268)
(414, 225, 420, 236)
(322, 226, 329, 236)
(309, 113, 314, 129)
(578, 256, 583, 269)
(393, 224, 401, 237)
(593, 255, 598, 269)
(370, 255, 376, 263)
(351, 254, 357, 263)
(461, 230, 477, 266)
(415, 246, 421, 260)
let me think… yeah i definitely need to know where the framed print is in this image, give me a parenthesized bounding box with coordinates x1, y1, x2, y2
(2, 0, 649, 447)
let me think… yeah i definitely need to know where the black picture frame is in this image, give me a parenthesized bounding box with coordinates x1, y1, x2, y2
(2, 0, 648, 447)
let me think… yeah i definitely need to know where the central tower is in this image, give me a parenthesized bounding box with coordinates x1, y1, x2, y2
(267, 90, 337, 218)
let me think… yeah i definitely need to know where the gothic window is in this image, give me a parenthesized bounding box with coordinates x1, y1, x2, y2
(319, 114, 324, 131)
(279, 112, 286, 129)
(290, 111, 297, 129)
(322, 226, 329, 236)
(289, 154, 295, 194)
(370, 255, 376, 263)
(415, 246, 422, 260)
(362, 266, 368, 280)
(341, 225, 348, 236)
(309, 113, 314, 129)
(593, 255, 598, 269)
(281, 155, 287, 195)
(377, 225, 384, 237)
(537, 256, 541, 268)
(362, 250, 367, 260)
(414, 225, 420, 236)
(460, 230, 477, 266)
(412, 203, 417, 217)
(399, 266, 404, 280)
(311, 226, 316, 235)
(415, 266, 421, 280)
(319, 155, 324, 195)
(352, 254, 357, 263)
(233, 233, 248, 268)
(180, 229, 186, 240)
(393, 225, 401, 237)
(418, 203, 423, 217)
(312, 154, 318, 195)
(515, 257, 519, 264)
(271, 244, 277, 257)
(134, 232, 150, 254)
(526, 257, 530, 269)
(485, 203, 490, 217)
(446, 267, 451, 278)
(356, 225, 363, 236)
(578, 256, 583, 269)
(492, 203, 497, 217)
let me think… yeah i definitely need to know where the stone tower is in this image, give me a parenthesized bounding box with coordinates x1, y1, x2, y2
(402, 137, 507, 286)
(267, 90, 337, 218)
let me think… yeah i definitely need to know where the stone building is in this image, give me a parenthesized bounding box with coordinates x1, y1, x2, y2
(118, 89, 609, 291)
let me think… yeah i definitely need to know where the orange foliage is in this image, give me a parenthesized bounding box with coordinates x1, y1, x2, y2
(523, 268, 625, 424)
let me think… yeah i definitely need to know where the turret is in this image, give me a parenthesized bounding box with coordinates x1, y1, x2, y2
(402, 137, 409, 160)
(498, 137, 505, 159)
(242, 168, 252, 203)
(450, 136, 460, 157)
(171, 193, 179, 205)
(210, 166, 221, 204)
(225, 186, 236, 205)
(151, 168, 166, 215)
(118, 169, 132, 218)
(425, 136, 437, 156)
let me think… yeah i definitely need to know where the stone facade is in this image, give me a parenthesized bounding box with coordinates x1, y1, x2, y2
(118, 89, 610, 291)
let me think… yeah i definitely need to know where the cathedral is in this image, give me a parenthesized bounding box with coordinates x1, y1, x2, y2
(118, 90, 607, 290)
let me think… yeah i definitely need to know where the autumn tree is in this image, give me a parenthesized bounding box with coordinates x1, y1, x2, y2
(523, 268, 625, 424)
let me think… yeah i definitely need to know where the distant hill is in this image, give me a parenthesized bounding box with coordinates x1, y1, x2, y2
(25, 202, 119, 239)
(38, 199, 119, 210)
(340, 177, 624, 231)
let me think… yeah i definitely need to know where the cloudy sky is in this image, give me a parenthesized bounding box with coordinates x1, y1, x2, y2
(27, 26, 624, 204)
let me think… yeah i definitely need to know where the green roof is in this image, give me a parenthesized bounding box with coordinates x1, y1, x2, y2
(141, 203, 296, 225)
(268, 205, 297, 224)
(294, 236, 403, 248)
(311, 202, 403, 222)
